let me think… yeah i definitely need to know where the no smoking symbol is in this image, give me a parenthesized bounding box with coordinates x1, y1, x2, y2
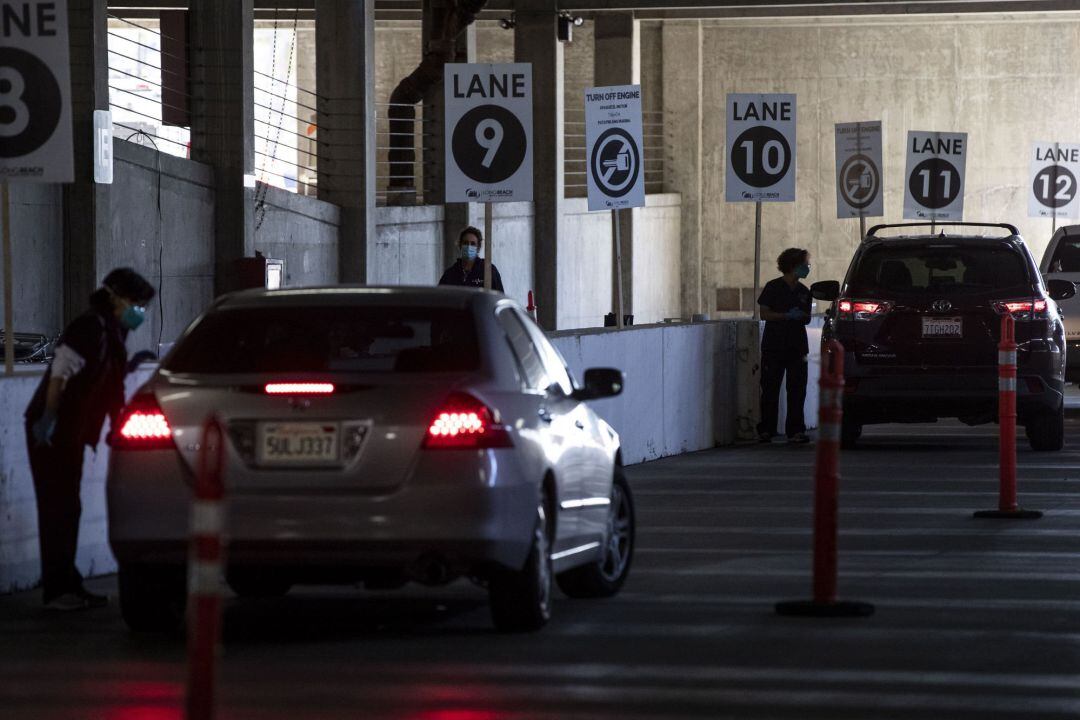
(590, 128, 640, 199)
(840, 154, 879, 210)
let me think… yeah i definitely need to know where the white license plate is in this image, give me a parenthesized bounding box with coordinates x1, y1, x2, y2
(921, 316, 962, 338)
(257, 422, 339, 466)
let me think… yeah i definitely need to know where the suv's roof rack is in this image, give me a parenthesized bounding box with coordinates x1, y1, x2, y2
(865, 222, 1020, 239)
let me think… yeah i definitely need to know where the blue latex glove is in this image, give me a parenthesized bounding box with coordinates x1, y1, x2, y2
(785, 307, 808, 321)
(32, 413, 57, 447)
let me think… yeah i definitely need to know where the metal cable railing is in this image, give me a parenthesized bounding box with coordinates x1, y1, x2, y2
(375, 102, 435, 206)
(563, 109, 666, 198)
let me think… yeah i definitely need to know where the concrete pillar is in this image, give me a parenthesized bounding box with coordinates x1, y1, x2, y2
(594, 13, 640, 319)
(515, 0, 563, 329)
(662, 21, 704, 318)
(189, 0, 256, 295)
(316, 0, 376, 284)
(63, 0, 110, 323)
(295, 23, 318, 196)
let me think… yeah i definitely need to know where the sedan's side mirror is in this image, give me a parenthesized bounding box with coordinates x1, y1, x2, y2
(810, 280, 840, 301)
(1047, 278, 1076, 302)
(573, 368, 624, 401)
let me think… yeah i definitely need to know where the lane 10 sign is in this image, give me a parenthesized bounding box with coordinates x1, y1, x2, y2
(834, 121, 883, 219)
(726, 93, 796, 203)
(1029, 142, 1080, 220)
(584, 84, 645, 212)
(0, 0, 74, 183)
(903, 130, 967, 221)
(444, 63, 533, 203)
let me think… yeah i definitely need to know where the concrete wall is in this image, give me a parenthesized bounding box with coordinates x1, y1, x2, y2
(551, 321, 739, 464)
(685, 12, 1080, 308)
(253, 183, 340, 287)
(6, 184, 64, 338)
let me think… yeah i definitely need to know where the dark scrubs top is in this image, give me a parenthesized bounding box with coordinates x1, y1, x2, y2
(439, 259, 505, 293)
(757, 277, 812, 355)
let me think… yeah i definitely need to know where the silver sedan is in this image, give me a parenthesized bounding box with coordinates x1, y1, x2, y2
(107, 287, 634, 632)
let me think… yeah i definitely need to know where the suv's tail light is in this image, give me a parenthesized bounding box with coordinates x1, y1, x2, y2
(994, 299, 1048, 320)
(837, 299, 893, 321)
(422, 392, 513, 450)
(111, 394, 174, 450)
(265, 382, 335, 395)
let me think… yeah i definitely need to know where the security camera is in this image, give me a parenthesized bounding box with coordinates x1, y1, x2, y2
(557, 13, 583, 43)
(499, 15, 515, 30)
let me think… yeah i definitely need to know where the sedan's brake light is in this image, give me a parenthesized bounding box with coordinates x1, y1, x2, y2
(265, 382, 335, 395)
(994, 299, 1048, 319)
(111, 395, 174, 450)
(837, 299, 892, 321)
(423, 392, 513, 450)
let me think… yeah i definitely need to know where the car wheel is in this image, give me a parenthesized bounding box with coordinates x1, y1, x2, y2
(488, 492, 552, 633)
(226, 569, 292, 599)
(118, 564, 186, 633)
(1026, 405, 1065, 452)
(841, 417, 862, 450)
(556, 468, 635, 599)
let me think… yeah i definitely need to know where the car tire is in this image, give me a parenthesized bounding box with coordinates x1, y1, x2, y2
(227, 570, 292, 599)
(841, 417, 862, 450)
(1026, 405, 1065, 452)
(488, 493, 553, 633)
(556, 468, 635, 599)
(118, 564, 186, 633)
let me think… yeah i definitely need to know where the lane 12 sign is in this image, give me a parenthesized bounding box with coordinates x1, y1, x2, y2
(0, 0, 73, 183)
(834, 121, 883, 219)
(903, 131, 967, 221)
(584, 84, 645, 212)
(726, 93, 796, 203)
(444, 63, 533, 203)
(1028, 142, 1080, 220)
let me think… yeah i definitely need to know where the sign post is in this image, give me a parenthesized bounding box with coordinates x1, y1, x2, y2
(445, 63, 533, 292)
(726, 93, 797, 320)
(1028, 141, 1080, 235)
(903, 130, 968, 229)
(584, 84, 646, 330)
(835, 121, 883, 240)
(0, 0, 75, 375)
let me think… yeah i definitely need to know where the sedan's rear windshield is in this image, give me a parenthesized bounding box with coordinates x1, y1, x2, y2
(846, 244, 1032, 297)
(165, 306, 479, 374)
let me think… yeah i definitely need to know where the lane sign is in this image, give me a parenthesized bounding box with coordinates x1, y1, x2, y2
(584, 85, 645, 211)
(726, 93, 796, 202)
(834, 121, 883, 219)
(445, 63, 533, 203)
(1028, 142, 1080, 220)
(903, 131, 967, 221)
(0, 0, 73, 182)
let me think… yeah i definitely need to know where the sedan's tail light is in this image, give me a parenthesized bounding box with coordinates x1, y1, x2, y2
(837, 299, 893, 321)
(423, 393, 513, 450)
(994, 299, 1048, 320)
(111, 394, 174, 450)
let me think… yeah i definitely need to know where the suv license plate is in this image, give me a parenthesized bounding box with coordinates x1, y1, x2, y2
(257, 422, 340, 466)
(922, 317, 962, 338)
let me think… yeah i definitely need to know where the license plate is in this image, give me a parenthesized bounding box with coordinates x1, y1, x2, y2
(256, 422, 339, 466)
(921, 316, 962, 338)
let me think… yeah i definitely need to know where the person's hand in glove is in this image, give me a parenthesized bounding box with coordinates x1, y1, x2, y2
(32, 412, 57, 447)
(785, 307, 809, 321)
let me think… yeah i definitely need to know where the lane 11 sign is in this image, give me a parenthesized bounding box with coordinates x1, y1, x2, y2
(584, 84, 645, 211)
(1029, 142, 1080, 220)
(444, 63, 533, 203)
(726, 93, 796, 203)
(903, 131, 967, 221)
(834, 121, 883, 219)
(0, 0, 73, 183)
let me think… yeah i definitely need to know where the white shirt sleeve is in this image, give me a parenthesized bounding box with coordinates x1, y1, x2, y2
(51, 343, 87, 381)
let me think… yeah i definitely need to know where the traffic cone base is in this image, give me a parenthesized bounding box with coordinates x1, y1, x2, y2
(775, 600, 876, 618)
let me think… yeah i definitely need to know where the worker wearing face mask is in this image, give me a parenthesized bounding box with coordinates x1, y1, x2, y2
(24, 268, 156, 611)
(438, 226, 505, 293)
(756, 248, 813, 445)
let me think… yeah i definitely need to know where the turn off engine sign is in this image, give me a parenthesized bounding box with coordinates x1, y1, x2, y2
(584, 84, 645, 211)
(0, 0, 73, 182)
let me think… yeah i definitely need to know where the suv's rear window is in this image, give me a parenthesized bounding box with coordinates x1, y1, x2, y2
(165, 306, 479, 374)
(1048, 237, 1080, 272)
(847, 244, 1031, 297)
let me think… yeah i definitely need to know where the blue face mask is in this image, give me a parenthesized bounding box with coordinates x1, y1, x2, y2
(462, 245, 479, 261)
(121, 304, 146, 330)
(795, 264, 811, 279)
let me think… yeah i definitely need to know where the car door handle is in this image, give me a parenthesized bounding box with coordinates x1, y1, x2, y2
(539, 408, 553, 423)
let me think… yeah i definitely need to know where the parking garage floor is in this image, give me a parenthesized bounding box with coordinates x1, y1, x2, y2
(2, 420, 1080, 719)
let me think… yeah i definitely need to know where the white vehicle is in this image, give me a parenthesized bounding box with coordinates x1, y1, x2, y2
(107, 287, 634, 633)
(1040, 225, 1080, 382)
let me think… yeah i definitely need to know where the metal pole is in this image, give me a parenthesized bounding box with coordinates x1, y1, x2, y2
(859, 214, 866, 242)
(2, 181, 13, 377)
(613, 210, 625, 330)
(753, 201, 762, 320)
(484, 201, 493, 291)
